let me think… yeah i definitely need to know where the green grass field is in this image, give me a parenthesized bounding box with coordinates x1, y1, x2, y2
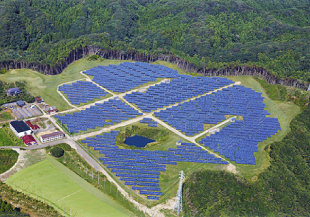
(0, 59, 135, 111)
(0, 111, 13, 122)
(5, 155, 131, 217)
(0, 125, 25, 147)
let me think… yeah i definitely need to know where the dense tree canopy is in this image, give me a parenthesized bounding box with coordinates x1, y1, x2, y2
(0, 0, 309, 81)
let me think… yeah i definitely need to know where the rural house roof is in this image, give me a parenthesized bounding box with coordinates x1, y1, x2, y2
(22, 135, 36, 145)
(7, 87, 21, 94)
(41, 131, 64, 139)
(16, 100, 25, 106)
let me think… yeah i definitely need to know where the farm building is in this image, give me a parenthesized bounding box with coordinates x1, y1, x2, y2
(2, 102, 17, 108)
(35, 97, 43, 103)
(44, 106, 58, 114)
(25, 120, 39, 130)
(40, 131, 65, 143)
(6, 87, 21, 96)
(17, 100, 25, 107)
(22, 135, 37, 146)
(10, 120, 32, 137)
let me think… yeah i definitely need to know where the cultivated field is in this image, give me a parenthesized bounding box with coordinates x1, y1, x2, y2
(5, 155, 132, 217)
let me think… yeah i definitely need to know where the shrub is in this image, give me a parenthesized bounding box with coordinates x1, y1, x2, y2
(87, 55, 100, 61)
(50, 147, 64, 158)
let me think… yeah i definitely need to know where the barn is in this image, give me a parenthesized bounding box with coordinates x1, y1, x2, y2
(10, 120, 32, 137)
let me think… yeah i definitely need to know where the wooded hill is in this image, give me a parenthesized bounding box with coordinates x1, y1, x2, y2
(0, 0, 310, 85)
(183, 103, 310, 216)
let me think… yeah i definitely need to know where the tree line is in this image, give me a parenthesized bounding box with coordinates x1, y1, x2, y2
(0, 0, 309, 82)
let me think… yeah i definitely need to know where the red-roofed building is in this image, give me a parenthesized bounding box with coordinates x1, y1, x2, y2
(25, 120, 40, 130)
(35, 97, 43, 103)
(32, 124, 39, 130)
(22, 135, 37, 146)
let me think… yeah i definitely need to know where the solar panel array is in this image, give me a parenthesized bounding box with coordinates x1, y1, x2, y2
(81, 131, 227, 200)
(55, 99, 142, 133)
(83, 62, 180, 93)
(140, 118, 157, 127)
(189, 85, 281, 165)
(56, 62, 281, 166)
(125, 75, 234, 113)
(58, 81, 108, 105)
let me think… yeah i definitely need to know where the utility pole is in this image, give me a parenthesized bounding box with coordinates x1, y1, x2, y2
(173, 171, 185, 215)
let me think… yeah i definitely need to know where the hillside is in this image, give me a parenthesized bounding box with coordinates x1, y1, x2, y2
(0, 0, 309, 85)
(183, 103, 310, 216)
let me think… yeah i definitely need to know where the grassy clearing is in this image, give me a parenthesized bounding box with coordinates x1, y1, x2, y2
(0, 125, 25, 147)
(0, 59, 135, 111)
(0, 111, 13, 122)
(5, 155, 131, 217)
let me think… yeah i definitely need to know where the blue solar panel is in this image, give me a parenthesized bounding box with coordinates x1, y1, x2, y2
(59, 81, 108, 105)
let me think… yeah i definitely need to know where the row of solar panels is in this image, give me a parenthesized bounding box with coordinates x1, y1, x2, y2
(84, 62, 180, 93)
(59, 81, 108, 105)
(125, 76, 234, 113)
(55, 99, 142, 133)
(82, 131, 228, 199)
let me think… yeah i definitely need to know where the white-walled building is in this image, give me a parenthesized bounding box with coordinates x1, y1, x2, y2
(10, 120, 32, 137)
(40, 131, 65, 143)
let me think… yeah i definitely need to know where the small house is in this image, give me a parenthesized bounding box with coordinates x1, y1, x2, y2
(25, 120, 39, 130)
(6, 87, 22, 96)
(45, 105, 58, 114)
(16, 100, 25, 107)
(22, 135, 37, 146)
(35, 97, 43, 103)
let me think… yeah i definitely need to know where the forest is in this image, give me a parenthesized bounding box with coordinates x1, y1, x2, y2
(0, 0, 309, 83)
(0, 149, 18, 174)
(183, 103, 310, 216)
